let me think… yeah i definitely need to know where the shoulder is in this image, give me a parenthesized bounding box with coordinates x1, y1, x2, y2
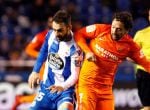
(45, 30, 54, 39)
(134, 26, 150, 41)
(122, 34, 134, 43)
(68, 38, 81, 56)
(136, 26, 150, 35)
(86, 24, 111, 31)
(125, 35, 140, 49)
(140, 26, 150, 33)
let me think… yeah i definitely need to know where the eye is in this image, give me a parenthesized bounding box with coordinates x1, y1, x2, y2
(117, 28, 122, 31)
(111, 26, 116, 29)
(57, 29, 63, 32)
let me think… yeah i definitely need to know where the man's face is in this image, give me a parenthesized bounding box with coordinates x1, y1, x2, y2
(52, 21, 70, 41)
(111, 19, 128, 41)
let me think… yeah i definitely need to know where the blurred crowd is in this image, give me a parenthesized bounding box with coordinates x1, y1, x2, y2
(0, 0, 150, 61)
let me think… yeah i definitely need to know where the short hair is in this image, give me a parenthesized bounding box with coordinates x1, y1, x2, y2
(52, 10, 71, 25)
(113, 11, 133, 30)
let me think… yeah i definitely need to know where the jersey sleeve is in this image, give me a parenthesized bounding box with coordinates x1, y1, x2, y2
(60, 47, 83, 90)
(74, 24, 110, 53)
(129, 41, 150, 73)
(32, 34, 49, 73)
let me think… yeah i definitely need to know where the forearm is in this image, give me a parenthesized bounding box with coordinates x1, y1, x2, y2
(33, 39, 48, 72)
(59, 52, 82, 90)
(33, 53, 47, 73)
(60, 67, 80, 90)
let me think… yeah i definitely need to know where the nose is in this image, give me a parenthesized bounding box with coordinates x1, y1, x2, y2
(54, 31, 59, 36)
(113, 28, 117, 34)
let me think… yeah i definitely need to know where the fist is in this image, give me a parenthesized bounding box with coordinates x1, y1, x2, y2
(28, 72, 40, 89)
(85, 52, 96, 62)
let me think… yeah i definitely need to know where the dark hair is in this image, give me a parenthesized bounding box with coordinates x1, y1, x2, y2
(113, 11, 133, 30)
(52, 10, 71, 25)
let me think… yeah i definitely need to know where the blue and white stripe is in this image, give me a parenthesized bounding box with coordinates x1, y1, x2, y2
(33, 30, 81, 90)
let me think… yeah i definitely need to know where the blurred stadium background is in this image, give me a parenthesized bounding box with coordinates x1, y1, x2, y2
(0, 0, 149, 110)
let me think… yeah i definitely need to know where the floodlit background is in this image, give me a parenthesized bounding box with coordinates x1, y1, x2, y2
(0, 0, 149, 110)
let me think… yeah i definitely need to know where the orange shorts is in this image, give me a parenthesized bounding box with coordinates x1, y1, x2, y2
(76, 84, 114, 110)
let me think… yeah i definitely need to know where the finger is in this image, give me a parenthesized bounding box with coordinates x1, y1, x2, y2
(57, 89, 62, 94)
(37, 78, 40, 85)
(93, 57, 96, 61)
(46, 85, 55, 90)
(50, 88, 57, 93)
(87, 57, 93, 61)
(31, 80, 35, 89)
(32, 78, 37, 88)
(88, 56, 96, 62)
(46, 87, 50, 90)
(28, 78, 33, 88)
(49, 85, 55, 90)
(57, 91, 61, 94)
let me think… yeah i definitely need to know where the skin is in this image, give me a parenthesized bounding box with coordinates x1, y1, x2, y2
(86, 18, 129, 62)
(28, 21, 72, 93)
(52, 21, 72, 42)
(111, 18, 128, 41)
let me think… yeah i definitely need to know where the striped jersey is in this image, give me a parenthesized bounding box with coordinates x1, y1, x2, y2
(33, 30, 82, 90)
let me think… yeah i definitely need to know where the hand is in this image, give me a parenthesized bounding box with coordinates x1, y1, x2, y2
(46, 85, 64, 94)
(28, 72, 40, 89)
(85, 52, 96, 62)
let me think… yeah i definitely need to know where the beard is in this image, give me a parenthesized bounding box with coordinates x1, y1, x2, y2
(112, 34, 122, 41)
(56, 33, 72, 42)
(56, 35, 65, 41)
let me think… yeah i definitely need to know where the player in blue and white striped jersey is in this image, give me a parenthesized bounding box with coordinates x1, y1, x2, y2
(28, 10, 82, 110)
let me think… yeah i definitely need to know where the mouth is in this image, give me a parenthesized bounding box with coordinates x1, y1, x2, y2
(56, 36, 62, 40)
(112, 34, 120, 40)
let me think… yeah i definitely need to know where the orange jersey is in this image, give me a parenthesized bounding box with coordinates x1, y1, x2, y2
(25, 29, 48, 58)
(75, 24, 150, 86)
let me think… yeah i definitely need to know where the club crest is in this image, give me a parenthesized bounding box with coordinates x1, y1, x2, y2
(48, 53, 64, 70)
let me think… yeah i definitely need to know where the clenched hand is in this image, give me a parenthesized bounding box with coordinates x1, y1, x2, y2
(28, 72, 40, 89)
(85, 52, 96, 62)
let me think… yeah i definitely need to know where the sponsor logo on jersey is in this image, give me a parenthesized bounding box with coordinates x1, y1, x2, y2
(48, 53, 64, 70)
(95, 44, 119, 61)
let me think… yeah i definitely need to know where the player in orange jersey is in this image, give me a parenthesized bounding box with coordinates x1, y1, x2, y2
(75, 11, 150, 110)
(11, 17, 52, 110)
